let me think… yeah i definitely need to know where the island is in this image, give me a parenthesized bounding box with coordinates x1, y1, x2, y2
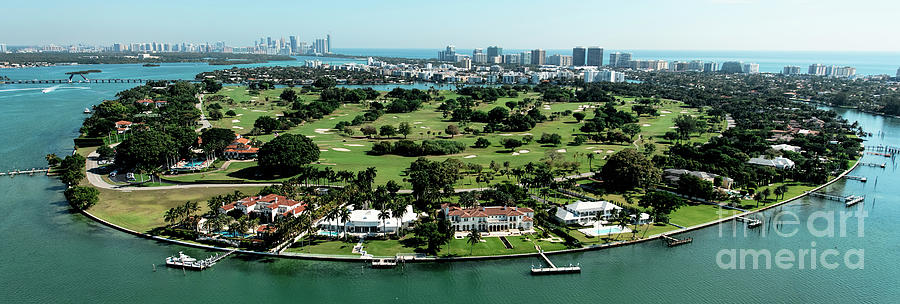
(52, 69, 862, 261)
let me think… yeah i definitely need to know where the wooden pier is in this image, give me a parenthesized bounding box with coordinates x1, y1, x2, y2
(0, 168, 50, 177)
(736, 216, 762, 228)
(866, 145, 900, 154)
(808, 192, 865, 208)
(859, 162, 886, 168)
(845, 175, 867, 182)
(530, 251, 581, 275)
(661, 234, 693, 247)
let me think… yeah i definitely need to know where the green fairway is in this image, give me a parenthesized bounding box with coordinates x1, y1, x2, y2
(189, 87, 721, 188)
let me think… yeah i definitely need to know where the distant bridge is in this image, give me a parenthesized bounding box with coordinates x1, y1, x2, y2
(0, 79, 199, 85)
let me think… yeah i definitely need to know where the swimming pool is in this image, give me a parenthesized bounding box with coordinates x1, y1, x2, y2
(318, 230, 340, 237)
(578, 226, 630, 237)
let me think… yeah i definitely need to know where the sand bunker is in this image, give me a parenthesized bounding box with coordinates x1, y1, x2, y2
(231, 126, 244, 129)
(680, 111, 689, 113)
(512, 152, 520, 156)
(606, 150, 614, 153)
(236, 114, 244, 116)
(306, 135, 316, 138)
(585, 147, 596, 150)
(231, 119, 240, 123)
(319, 149, 329, 152)
(518, 150, 530, 154)
(344, 144, 365, 147)
(314, 129, 333, 134)
(660, 110, 672, 114)
(499, 134, 513, 136)
(556, 149, 567, 153)
(642, 124, 651, 127)
(251, 110, 266, 112)
(413, 122, 423, 124)
(464, 155, 477, 159)
(332, 148, 351, 152)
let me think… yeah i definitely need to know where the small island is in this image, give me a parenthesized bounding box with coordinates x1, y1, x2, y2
(55, 68, 862, 261)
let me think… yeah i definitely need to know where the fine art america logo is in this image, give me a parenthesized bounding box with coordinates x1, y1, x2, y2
(715, 205, 866, 270)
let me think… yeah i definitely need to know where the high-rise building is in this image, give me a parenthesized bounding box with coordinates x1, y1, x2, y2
(687, 60, 704, 72)
(0, 43, 6, 53)
(459, 57, 472, 70)
(487, 46, 502, 59)
(703, 62, 719, 72)
(831, 66, 856, 78)
(897, 67, 900, 78)
(608, 52, 631, 68)
(721, 61, 744, 73)
(584, 69, 625, 83)
(531, 49, 546, 65)
(314, 37, 330, 54)
(474, 53, 488, 64)
(586, 47, 604, 66)
(289, 36, 298, 55)
(548, 54, 573, 66)
(572, 46, 586, 66)
(326, 34, 331, 54)
(520, 51, 532, 65)
(808, 64, 827, 76)
(783, 66, 802, 75)
(438, 45, 457, 62)
(267, 37, 273, 48)
(502, 54, 520, 65)
(742, 63, 759, 74)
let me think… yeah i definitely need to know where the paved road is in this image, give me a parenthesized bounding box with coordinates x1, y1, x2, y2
(195, 94, 211, 132)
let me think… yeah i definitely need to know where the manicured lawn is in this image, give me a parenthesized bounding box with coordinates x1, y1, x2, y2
(285, 238, 354, 255)
(668, 204, 741, 227)
(88, 186, 263, 233)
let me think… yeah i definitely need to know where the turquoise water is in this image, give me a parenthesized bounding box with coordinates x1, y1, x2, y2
(335, 48, 900, 75)
(1, 62, 899, 303)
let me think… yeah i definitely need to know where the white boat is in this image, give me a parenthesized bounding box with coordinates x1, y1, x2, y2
(83, 108, 91, 114)
(165, 251, 211, 270)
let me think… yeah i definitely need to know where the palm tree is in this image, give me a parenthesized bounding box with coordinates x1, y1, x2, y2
(378, 204, 392, 238)
(391, 200, 409, 235)
(339, 207, 351, 241)
(586, 153, 595, 171)
(761, 188, 772, 204)
(164, 209, 178, 226)
(753, 193, 763, 208)
(466, 229, 482, 255)
(613, 209, 629, 241)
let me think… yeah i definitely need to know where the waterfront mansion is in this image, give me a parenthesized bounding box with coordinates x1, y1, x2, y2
(553, 201, 621, 226)
(219, 194, 306, 223)
(317, 205, 419, 236)
(440, 204, 534, 232)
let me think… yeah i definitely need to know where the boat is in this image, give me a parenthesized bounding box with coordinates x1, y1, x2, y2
(165, 251, 210, 270)
(83, 108, 91, 114)
(143, 63, 160, 67)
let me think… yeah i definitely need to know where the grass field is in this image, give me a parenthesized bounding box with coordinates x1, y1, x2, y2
(89, 186, 263, 233)
(184, 87, 721, 187)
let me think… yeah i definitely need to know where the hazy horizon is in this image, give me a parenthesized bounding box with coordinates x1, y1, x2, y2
(3, 0, 899, 52)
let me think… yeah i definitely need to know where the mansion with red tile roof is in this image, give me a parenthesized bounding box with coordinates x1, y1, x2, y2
(219, 194, 305, 222)
(135, 98, 168, 108)
(441, 204, 534, 232)
(114, 120, 132, 133)
(223, 134, 259, 159)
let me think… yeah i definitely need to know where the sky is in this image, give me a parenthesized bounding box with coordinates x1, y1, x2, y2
(2, 0, 899, 52)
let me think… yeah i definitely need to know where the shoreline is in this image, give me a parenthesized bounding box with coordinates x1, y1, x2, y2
(72, 159, 861, 264)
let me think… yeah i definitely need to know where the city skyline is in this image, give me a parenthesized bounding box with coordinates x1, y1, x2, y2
(2, 0, 900, 51)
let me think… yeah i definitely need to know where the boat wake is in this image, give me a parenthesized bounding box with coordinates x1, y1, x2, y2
(0, 86, 91, 93)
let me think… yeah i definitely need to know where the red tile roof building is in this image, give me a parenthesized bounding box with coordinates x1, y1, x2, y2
(219, 194, 306, 223)
(441, 204, 534, 232)
(223, 134, 259, 159)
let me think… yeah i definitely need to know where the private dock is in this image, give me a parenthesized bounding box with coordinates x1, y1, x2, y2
(165, 250, 236, 271)
(866, 145, 899, 154)
(859, 162, 886, 168)
(808, 192, 865, 207)
(531, 250, 581, 275)
(736, 216, 762, 228)
(845, 196, 865, 207)
(0, 168, 50, 177)
(845, 175, 867, 182)
(661, 234, 693, 247)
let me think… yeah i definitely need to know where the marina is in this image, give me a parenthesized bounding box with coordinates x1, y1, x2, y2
(808, 191, 865, 207)
(845, 175, 868, 182)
